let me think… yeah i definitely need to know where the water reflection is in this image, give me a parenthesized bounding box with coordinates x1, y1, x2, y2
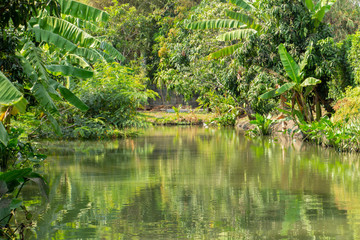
(23, 126, 360, 239)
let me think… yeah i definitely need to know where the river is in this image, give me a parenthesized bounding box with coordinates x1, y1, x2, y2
(22, 126, 360, 239)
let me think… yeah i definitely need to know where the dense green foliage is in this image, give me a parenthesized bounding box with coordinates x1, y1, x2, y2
(4, 0, 360, 237)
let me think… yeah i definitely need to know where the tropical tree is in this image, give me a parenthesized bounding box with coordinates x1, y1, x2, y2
(260, 43, 321, 123)
(181, 0, 338, 120)
(1, 0, 125, 136)
(185, 0, 265, 59)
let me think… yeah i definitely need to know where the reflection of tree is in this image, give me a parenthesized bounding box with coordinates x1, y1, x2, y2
(21, 127, 360, 239)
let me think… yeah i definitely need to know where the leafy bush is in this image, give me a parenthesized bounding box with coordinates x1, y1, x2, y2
(248, 113, 276, 136)
(332, 86, 360, 123)
(299, 116, 360, 152)
(76, 62, 157, 129)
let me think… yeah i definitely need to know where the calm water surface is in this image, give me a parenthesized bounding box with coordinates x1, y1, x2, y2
(23, 126, 360, 239)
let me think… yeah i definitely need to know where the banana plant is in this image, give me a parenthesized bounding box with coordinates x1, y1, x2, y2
(1, 0, 126, 135)
(260, 43, 321, 123)
(186, 0, 267, 59)
(304, 0, 337, 28)
(0, 71, 28, 144)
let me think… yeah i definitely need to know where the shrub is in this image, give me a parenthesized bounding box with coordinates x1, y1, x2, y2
(76, 62, 158, 128)
(332, 86, 360, 123)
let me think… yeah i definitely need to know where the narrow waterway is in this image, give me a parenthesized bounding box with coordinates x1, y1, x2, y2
(23, 126, 360, 239)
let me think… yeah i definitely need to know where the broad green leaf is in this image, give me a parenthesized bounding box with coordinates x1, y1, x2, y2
(259, 89, 278, 100)
(209, 43, 242, 59)
(229, 0, 253, 11)
(66, 54, 92, 68)
(13, 97, 28, 113)
(313, 7, 326, 26)
(74, 47, 107, 63)
(59, 0, 109, 23)
(9, 199, 22, 210)
(0, 168, 32, 182)
(64, 15, 100, 32)
(275, 107, 292, 116)
(186, 19, 245, 29)
(0, 122, 9, 146)
(300, 77, 321, 87)
(100, 41, 125, 62)
(259, 82, 296, 99)
(18, 53, 39, 83)
(46, 65, 94, 78)
(58, 86, 89, 111)
(31, 27, 77, 53)
(217, 29, 256, 41)
(31, 82, 59, 115)
(37, 16, 99, 48)
(225, 10, 263, 32)
(0, 71, 23, 106)
(47, 83, 62, 101)
(278, 44, 301, 84)
(276, 82, 296, 95)
(304, 0, 314, 11)
(21, 41, 49, 83)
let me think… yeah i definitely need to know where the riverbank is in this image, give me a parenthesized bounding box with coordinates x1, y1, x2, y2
(142, 111, 216, 125)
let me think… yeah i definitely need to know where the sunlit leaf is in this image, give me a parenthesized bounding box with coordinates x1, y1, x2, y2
(278, 44, 301, 84)
(46, 65, 94, 78)
(0, 71, 23, 106)
(186, 19, 245, 29)
(300, 77, 321, 87)
(217, 29, 256, 41)
(209, 43, 242, 59)
(59, 0, 109, 23)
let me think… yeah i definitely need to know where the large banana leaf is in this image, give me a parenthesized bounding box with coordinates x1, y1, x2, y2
(74, 47, 106, 63)
(0, 122, 9, 146)
(48, 79, 89, 111)
(225, 10, 263, 32)
(37, 16, 98, 48)
(36, 17, 124, 61)
(217, 29, 256, 41)
(46, 65, 94, 78)
(31, 82, 59, 115)
(300, 77, 321, 87)
(209, 43, 242, 59)
(59, 0, 109, 23)
(186, 19, 245, 29)
(64, 15, 100, 32)
(304, 0, 314, 11)
(94, 49, 115, 63)
(58, 86, 89, 111)
(100, 42, 125, 62)
(13, 98, 29, 113)
(31, 27, 77, 53)
(278, 44, 301, 84)
(21, 41, 49, 83)
(259, 82, 296, 100)
(0, 71, 24, 106)
(229, 0, 254, 11)
(66, 54, 92, 68)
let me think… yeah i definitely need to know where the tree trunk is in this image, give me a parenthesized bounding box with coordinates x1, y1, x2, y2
(315, 91, 322, 121)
